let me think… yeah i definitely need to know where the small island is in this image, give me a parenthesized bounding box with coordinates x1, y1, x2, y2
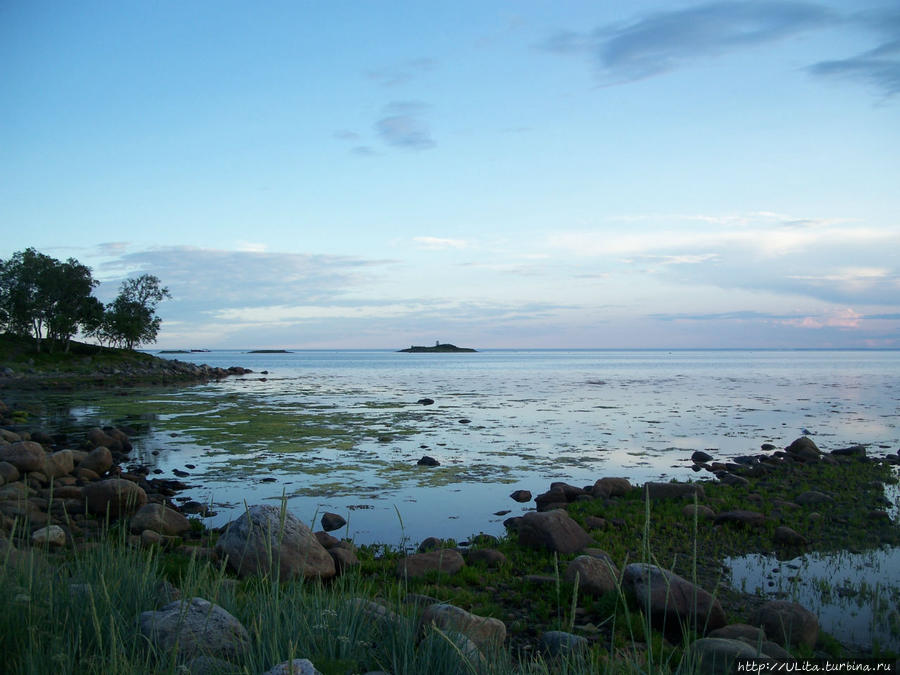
(248, 349, 292, 353)
(398, 342, 477, 353)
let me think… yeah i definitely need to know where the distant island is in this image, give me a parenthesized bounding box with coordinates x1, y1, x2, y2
(159, 349, 210, 354)
(248, 349, 292, 353)
(399, 342, 477, 353)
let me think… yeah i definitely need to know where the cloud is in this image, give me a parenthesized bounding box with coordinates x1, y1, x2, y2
(376, 101, 435, 149)
(540, 1, 832, 83)
(351, 145, 377, 157)
(650, 310, 804, 322)
(333, 130, 360, 141)
(413, 236, 468, 250)
(367, 58, 436, 87)
(779, 308, 863, 329)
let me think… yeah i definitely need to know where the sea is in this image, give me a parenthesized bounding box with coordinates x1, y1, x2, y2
(9, 348, 900, 650)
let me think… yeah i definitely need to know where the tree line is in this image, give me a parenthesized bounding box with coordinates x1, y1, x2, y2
(0, 248, 170, 353)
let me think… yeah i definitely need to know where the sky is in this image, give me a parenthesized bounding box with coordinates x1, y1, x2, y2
(1, 0, 898, 349)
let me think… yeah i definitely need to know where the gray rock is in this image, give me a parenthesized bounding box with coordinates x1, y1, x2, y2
(539, 630, 589, 658)
(183, 655, 242, 675)
(751, 600, 818, 648)
(420, 602, 506, 650)
(130, 503, 191, 535)
(622, 563, 726, 635)
(509, 489, 532, 502)
(215, 505, 335, 580)
(592, 476, 632, 498)
(516, 509, 593, 554)
(320, 512, 346, 532)
(691, 450, 714, 463)
(396, 549, 464, 579)
(328, 546, 359, 574)
(78, 446, 113, 476)
(564, 554, 619, 596)
(45, 450, 74, 479)
(685, 637, 772, 675)
(139, 597, 249, 660)
(785, 437, 821, 461)
(347, 598, 405, 634)
(260, 659, 322, 675)
(708, 624, 766, 641)
(31, 525, 66, 547)
(0, 441, 47, 474)
(796, 490, 833, 505)
(643, 482, 706, 500)
(82, 478, 148, 517)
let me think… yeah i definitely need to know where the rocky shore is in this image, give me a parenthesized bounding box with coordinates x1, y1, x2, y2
(1, 393, 898, 672)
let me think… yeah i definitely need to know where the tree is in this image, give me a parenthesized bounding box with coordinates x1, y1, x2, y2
(103, 274, 171, 349)
(44, 258, 100, 352)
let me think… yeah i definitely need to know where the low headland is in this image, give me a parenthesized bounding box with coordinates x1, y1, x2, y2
(1, 375, 898, 673)
(399, 343, 477, 353)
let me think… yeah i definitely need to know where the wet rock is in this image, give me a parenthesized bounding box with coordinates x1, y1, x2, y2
(622, 563, 726, 635)
(78, 446, 113, 476)
(129, 503, 190, 536)
(420, 602, 506, 650)
(417, 455, 440, 467)
(509, 489, 532, 503)
(396, 549, 464, 579)
(139, 597, 249, 660)
(416, 398, 435, 405)
(714, 510, 766, 528)
(516, 509, 593, 554)
(215, 504, 335, 580)
(564, 554, 619, 596)
(0, 441, 47, 474)
(320, 512, 346, 532)
(691, 450, 714, 463)
(83, 478, 147, 518)
(774, 526, 808, 546)
(644, 482, 706, 500)
(752, 600, 818, 648)
(539, 631, 589, 658)
(761, 443, 776, 451)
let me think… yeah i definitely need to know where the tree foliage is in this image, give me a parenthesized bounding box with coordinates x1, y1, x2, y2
(0, 249, 170, 352)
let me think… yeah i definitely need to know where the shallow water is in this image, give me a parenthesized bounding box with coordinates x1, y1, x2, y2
(8, 349, 900, 546)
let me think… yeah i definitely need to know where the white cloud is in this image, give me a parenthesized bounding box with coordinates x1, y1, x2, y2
(413, 236, 469, 250)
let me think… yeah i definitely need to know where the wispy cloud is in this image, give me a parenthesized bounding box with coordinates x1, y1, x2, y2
(808, 8, 900, 98)
(540, 1, 833, 83)
(367, 58, 436, 87)
(376, 101, 435, 149)
(413, 236, 468, 250)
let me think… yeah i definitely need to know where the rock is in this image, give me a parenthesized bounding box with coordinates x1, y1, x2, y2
(683, 504, 716, 520)
(795, 490, 834, 505)
(83, 478, 148, 517)
(831, 445, 866, 457)
(0, 461, 20, 484)
(417, 455, 440, 467)
(466, 549, 507, 567)
(420, 603, 506, 650)
(685, 638, 771, 675)
(0, 428, 21, 443)
(622, 563, 726, 635)
(592, 476, 633, 498)
(774, 526, 808, 546)
(78, 446, 113, 476)
(261, 659, 322, 675)
(416, 398, 435, 405)
(534, 487, 568, 511)
(0, 441, 47, 474)
(516, 509, 593, 554)
(752, 600, 818, 648)
(139, 597, 249, 660)
(396, 549, 464, 579)
(417, 536, 444, 552)
(215, 504, 335, 580)
(564, 555, 619, 596)
(584, 515, 608, 530)
(550, 482, 588, 501)
(691, 450, 714, 463)
(644, 482, 706, 500)
(714, 510, 766, 528)
(314, 531, 340, 549)
(708, 623, 766, 641)
(141, 529, 164, 547)
(328, 547, 359, 573)
(45, 450, 74, 479)
(183, 656, 242, 675)
(31, 525, 66, 547)
(347, 598, 405, 634)
(86, 428, 120, 451)
(129, 503, 191, 536)
(785, 437, 821, 461)
(320, 512, 346, 532)
(509, 489, 532, 503)
(761, 443, 776, 451)
(539, 631, 589, 658)
(717, 472, 750, 487)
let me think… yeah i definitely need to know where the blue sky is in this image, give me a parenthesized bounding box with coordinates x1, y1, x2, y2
(2, 1, 898, 348)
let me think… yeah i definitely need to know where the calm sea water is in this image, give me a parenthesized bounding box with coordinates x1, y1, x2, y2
(20, 348, 897, 546)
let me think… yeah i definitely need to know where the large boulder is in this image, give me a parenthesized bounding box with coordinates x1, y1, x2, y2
(622, 563, 726, 636)
(785, 437, 821, 461)
(592, 477, 632, 499)
(419, 603, 506, 650)
(564, 554, 619, 596)
(396, 549, 465, 579)
(0, 441, 47, 474)
(516, 510, 593, 554)
(139, 597, 249, 661)
(129, 503, 191, 536)
(685, 638, 772, 675)
(751, 600, 818, 648)
(45, 450, 74, 479)
(214, 505, 335, 580)
(82, 478, 147, 517)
